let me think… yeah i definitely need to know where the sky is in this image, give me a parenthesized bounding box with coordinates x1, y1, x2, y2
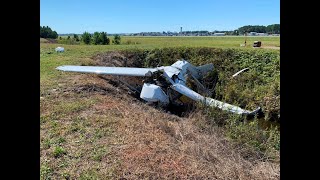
(40, 0, 280, 34)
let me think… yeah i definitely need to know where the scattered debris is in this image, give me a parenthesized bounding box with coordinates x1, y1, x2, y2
(253, 41, 261, 47)
(232, 68, 249, 78)
(55, 47, 64, 52)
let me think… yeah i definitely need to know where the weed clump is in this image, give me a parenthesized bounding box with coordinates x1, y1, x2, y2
(53, 146, 66, 158)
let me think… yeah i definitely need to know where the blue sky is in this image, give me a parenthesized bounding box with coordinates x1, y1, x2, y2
(40, 0, 280, 34)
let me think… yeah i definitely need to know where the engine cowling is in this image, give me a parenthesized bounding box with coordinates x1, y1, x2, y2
(140, 83, 169, 105)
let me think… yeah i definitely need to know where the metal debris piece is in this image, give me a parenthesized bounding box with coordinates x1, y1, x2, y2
(232, 68, 249, 78)
(55, 47, 64, 52)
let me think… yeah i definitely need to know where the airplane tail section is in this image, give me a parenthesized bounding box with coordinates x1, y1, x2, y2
(197, 63, 214, 75)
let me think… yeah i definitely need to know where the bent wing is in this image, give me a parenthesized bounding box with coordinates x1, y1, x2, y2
(56, 65, 158, 77)
(171, 83, 260, 115)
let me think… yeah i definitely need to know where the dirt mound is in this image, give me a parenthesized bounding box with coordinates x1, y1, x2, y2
(40, 38, 58, 43)
(40, 38, 49, 43)
(92, 51, 145, 95)
(93, 51, 144, 68)
(71, 84, 113, 95)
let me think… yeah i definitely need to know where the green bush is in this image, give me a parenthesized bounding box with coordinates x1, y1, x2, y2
(73, 34, 80, 41)
(112, 34, 121, 45)
(82, 31, 110, 45)
(225, 116, 280, 160)
(40, 26, 58, 39)
(92, 32, 100, 45)
(81, 32, 91, 45)
(53, 146, 66, 158)
(99, 32, 110, 45)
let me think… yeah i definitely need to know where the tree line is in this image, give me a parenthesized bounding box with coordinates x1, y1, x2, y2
(40, 23, 279, 44)
(40, 26, 58, 39)
(80, 32, 121, 45)
(210, 24, 280, 35)
(179, 24, 280, 35)
(237, 24, 280, 34)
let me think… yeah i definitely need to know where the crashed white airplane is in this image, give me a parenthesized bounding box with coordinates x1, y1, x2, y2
(56, 60, 261, 116)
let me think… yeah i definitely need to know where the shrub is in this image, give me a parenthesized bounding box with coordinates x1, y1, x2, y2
(82, 32, 91, 45)
(112, 34, 121, 45)
(53, 146, 66, 158)
(73, 34, 79, 41)
(92, 32, 100, 45)
(99, 32, 110, 45)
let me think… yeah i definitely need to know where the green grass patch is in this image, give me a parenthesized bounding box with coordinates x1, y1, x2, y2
(79, 169, 103, 180)
(40, 164, 53, 180)
(53, 146, 67, 158)
(91, 146, 109, 161)
(226, 116, 280, 160)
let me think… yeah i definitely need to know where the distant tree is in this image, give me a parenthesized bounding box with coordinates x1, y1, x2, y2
(99, 32, 110, 45)
(112, 34, 121, 45)
(266, 24, 280, 34)
(50, 31, 58, 39)
(231, 30, 239, 35)
(67, 36, 70, 40)
(73, 34, 79, 41)
(82, 32, 91, 44)
(238, 25, 267, 34)
(40, 26, 58, 39)
(92, 32, 101, 45)
(59, 36, 62, 40)
(236, 24, 280, 35)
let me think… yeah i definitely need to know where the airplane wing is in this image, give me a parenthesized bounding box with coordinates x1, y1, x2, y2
(56, 65, 158, 77)
(171, 83, 260, 115)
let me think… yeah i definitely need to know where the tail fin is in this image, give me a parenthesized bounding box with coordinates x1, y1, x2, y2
(197, 63, 214, 75)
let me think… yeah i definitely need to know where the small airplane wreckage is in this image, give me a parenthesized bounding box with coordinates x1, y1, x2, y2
(55, 47, 64, 52)
(56, 60, 261, 116)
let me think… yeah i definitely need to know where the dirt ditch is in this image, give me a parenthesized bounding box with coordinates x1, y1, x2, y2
(88, 50, 279, 123)
(91, 51, 204, 117)
(64, 48, 280, 125)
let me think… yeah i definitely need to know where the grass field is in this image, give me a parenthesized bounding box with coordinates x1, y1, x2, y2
(122, 36, 279, 48)
(57, 35, 280, 48)
(40, 36, 280, 179)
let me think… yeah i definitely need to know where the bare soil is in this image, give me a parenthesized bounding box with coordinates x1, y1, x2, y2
(40, 38, 58, 43)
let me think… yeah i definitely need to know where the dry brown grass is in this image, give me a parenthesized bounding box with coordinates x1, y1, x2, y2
(103, 93, 280, 179)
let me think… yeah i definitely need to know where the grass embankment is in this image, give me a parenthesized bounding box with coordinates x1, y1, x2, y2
(98, 47, 280, 155)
